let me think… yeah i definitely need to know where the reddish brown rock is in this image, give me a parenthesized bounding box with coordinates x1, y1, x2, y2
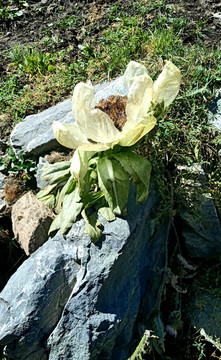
(11, 191, 54, 255)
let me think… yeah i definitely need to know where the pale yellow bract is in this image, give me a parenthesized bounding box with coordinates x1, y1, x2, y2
(53, 60, 181, 152)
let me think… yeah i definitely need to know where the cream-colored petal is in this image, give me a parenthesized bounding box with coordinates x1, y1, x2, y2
(153, 60, 182, 107)
(70, 149, 95, 181)
(77, 108, 121, 144)
(78, 142, 111, 152)
(53, 121, 87, 149)
(124, 74, 153, 131)
(53, 120, 111, 152)
(117, 114, 157, 147)
(72, 81, 120, 144)
(123, 61, 149, 92)
(72, 81, 96, 120)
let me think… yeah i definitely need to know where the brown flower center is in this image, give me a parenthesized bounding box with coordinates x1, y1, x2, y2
(96, 95, 128, 131)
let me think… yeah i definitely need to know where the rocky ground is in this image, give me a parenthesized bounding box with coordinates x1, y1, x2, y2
(0, 0, 221, 359)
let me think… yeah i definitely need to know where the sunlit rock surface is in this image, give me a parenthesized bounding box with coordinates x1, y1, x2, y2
(11, 191, 54, 255)
(0, 185, 168, 360)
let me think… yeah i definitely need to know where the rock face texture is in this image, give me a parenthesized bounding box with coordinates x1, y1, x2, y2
(187, 292, 221, 352)
(11, 191, 54, 255)
(36, 156, 50, 189)
(208, 89, 221, 132)
(188, 292, 221, 340)
(0, 172, 6, 213)
(0, 185, 168, 360)
(0, 236, 80, 360)
(10, 77, 126, 156)
(177, 165, 221, 258)
(10, 98, 73, 156)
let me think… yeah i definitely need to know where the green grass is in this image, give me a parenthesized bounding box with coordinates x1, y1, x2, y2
(0, 0, 221, 359)
(8, 45, 57, 75)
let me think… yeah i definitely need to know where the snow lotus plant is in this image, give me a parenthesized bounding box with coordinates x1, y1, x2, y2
(37, 60, 181, 241)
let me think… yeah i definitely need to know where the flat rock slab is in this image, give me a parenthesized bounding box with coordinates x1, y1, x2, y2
(10, 77, 126, 156)
(0, 185, 168, 360)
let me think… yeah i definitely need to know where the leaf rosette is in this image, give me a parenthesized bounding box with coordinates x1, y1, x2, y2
(37, 60, 181, 241)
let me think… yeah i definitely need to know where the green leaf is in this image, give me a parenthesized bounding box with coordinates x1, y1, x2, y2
(39, 193, 56, 210)
(70, 150, 95, 182)
(83, 213, 102, 243)
(49, 212, 62, 234)
(129, 330, 150, 360)
(40, 161, 71, 183)
(194, 142, 199, 162)
(113, 152, 151, 203)
(54, 176, 76, 213)
(97, 157, 130, 215)
(83, 190, 104, 209)
(60, 188, 83, 234)
(178, 84, 210, 99)
(36, 183, 57, 199)
(98, 207, 116, 221)
(79, 170, 93, 196)
(154, 315, 166, 353)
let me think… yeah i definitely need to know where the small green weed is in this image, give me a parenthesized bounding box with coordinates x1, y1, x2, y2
(193, 338, 206, 360)
(108, 2, 121, 22)
(147, 0, 167, 11)
(133, 0, 167, 13)
(0, 148, 36, 179)
(132, 1, 149, 16)
(78, 43, 95, 59)
(0, 74, 23, 109)
(8, 45, 56, 75)
(0, 0, 28, 21)
(98, 19, 148, 77)
(129, 330, 154, 359)
(56, 14, 84, 29)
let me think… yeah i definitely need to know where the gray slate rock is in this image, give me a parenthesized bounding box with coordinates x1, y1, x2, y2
(178, 165, 221, 258)
(0, 173, 7, 213)
(208, 89, 221, 132)
(187, 292, 221, 351)
(10, 77, 126, 156)
(0, 185, 168, 360)
(10, 98, 73, 156)
(0, 173, 6, 189)
(0, 236, 80, 360)
(36, 156, 49, 189)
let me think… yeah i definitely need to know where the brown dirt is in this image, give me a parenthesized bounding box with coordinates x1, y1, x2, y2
(0, 0, 220, 79)
(168, 0, 221, 47)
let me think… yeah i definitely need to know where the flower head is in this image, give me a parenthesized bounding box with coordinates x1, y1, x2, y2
(53, 60, 181, 152)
